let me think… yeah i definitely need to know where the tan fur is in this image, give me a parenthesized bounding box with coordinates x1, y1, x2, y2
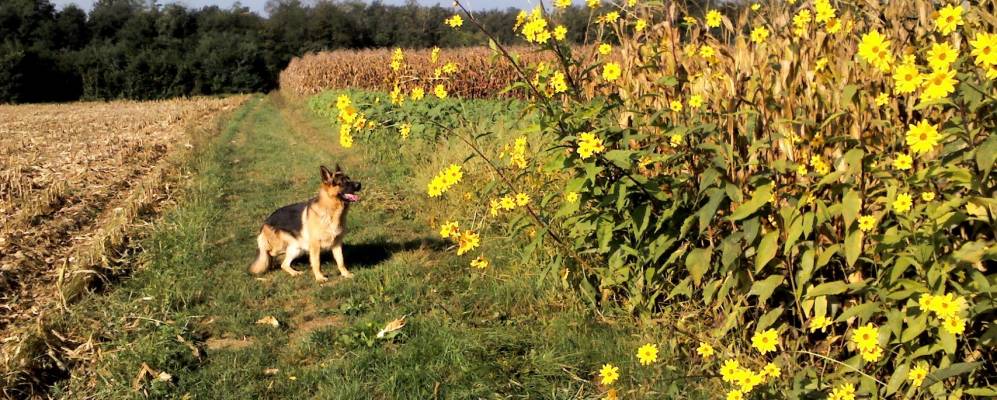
(249, 168, 356, 282)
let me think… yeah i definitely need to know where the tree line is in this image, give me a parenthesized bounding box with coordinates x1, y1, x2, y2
(0, 0, 594, 103)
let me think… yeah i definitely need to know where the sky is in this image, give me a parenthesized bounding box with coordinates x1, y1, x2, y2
(49, 0, 572, 14)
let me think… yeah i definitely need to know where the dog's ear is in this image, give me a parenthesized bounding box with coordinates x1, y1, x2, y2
(321, 165, 334, 182)
(334, 164, 343, 175)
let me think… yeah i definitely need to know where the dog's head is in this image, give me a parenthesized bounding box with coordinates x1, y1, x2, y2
(320, 164, 361, 203)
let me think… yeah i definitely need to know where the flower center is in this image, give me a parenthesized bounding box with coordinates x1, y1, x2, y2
(920, 132, 928, 140)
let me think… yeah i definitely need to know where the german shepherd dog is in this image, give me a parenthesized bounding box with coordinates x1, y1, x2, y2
(249, 165, 361, 282)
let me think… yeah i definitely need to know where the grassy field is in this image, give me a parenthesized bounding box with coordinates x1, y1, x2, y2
(43, 93, 704, 399)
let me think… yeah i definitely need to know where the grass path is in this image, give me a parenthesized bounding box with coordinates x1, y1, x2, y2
(51, 94, 699, 399)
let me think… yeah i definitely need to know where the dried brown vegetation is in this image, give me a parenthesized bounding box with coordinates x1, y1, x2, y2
(279, 47, 555, 98)
(0, 97, 247, 394)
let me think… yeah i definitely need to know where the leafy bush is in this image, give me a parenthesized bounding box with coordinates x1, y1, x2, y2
(306, 0, 996, 397)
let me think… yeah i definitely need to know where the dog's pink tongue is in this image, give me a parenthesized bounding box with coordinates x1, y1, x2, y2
(344, 193, 359, 202)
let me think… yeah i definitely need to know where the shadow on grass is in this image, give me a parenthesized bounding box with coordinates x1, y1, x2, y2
(284, 237, 448, 270)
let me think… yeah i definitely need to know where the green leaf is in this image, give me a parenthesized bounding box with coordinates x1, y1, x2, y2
(924, 362, 982, 386)
(603, 150, 634, 169)
(845, 229, 863, 267)
(835, 301, 879, 323)
(842, 189, 861, 228)
(886, 363, 910, 396)
(698, 188, 727, 234)
(729, 184, 773, 221)
(755, 230, 779, 272)
(806, 281, 849, 298)
(685, 247, 713, 286)
(977, 134, 997, 178)
(748, 275, 784, 304)
(965, 387, 997, 397)
(755, 306, 784, 332)
(840, 84, 859, 108)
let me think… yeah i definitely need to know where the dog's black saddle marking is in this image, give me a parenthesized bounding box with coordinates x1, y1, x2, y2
(265, 200, 311, 237)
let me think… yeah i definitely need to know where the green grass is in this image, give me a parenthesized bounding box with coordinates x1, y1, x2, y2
(51, 93, 706, 399)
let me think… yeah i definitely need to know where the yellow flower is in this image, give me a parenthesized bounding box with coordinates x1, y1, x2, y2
(696, 342, 714, 358)
(860, 345, 883, 362)
(809, 315, 832, 332)
(793, 10, 812, 28)
(699, 45, 716, 59)
(825, 17, 842, 34)
(670, 100, 683, 112)
(875, 92, 889, 107)
(554, 0, 572, 8)
(602, 62, 621, 81)
(603, 388, 618, 400)
(636, 343, 658, 366)
(489, 199, 501, 216)
(921, 192, 935, 202)
(750, 26, 770, 44)
(738, 370, 764, 392)
(814, 0, 836, 23)
(943, 316, 966, 335)
(390, 48, 404, 71)
(598, 363, 619, 385)
(909, 363, 929, 387)
(706, 10, 722, 28)
(763, 363, 781, 379)
(587, 0, 600, 9)
(830, 382, 855, 400)
(456, 230, 480, 255)
(434, 84, 448, 99)
(445, 14, 463, 29)
(430, 47, 440, 63)
(927, 42, 958, 71)
(905, 120, 940, 154)
(934, 4, 964, 36)
(604, 11, 619, 23)
(670, 134, 683, 147)
(439, 221, 459, 239)
(410, 87, 425, 101)
(969, 33, 997, 66)
(893, 153, 913, 170)
(339, 124, 354, 148)
(399, 123, 411, 140)
(751, 3, 761, 11)
(919, 293, 935, 312)
(858, 215, 876, 232)
(577, 132, 605, 159)
(553, 25, 568, 41)
(635, 19, 647, 32)
(688, 95, 704, 109)
(470, 255, 488, 269)
(550, 72, 568, 93)
(565, 191, 579, 203)
(500, 195, 516, 210)
(858, 30, 893, 72)
(683, 16, 697, 26)
(515, 193, 531, 207)
(720, 359, 741, 382)
(930, 293, 966, 318)
(442, 61, 459, 74)
(815, 57, 829, 72)
(893, 193, 913, 214)
(750, 329, 778, 354)
(921, 68, 958, 102)
(598, 43, 612, 55)
(335, 94, 352, 110)
(726, 391, 744, 400)
(892, 63, 922, 95)
(852, 323, 879, 352)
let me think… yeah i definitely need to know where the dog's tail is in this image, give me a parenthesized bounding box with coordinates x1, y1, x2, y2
(248, 229, 271, 275)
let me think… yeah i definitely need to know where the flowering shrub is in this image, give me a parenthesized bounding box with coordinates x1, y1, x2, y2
(306, 0, 996, 397)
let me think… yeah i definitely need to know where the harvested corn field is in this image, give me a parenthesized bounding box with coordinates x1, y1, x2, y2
(0, 97, 246, 392)
(279, 47, 554, 98)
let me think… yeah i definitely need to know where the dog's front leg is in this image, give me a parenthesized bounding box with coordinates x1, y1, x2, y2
(309, 241, 328, 282)
(332, 240, 353, 278)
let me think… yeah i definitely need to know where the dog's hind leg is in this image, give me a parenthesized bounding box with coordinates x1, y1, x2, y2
(280, 244, 304, 276)
(332, 240, 353, 278)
